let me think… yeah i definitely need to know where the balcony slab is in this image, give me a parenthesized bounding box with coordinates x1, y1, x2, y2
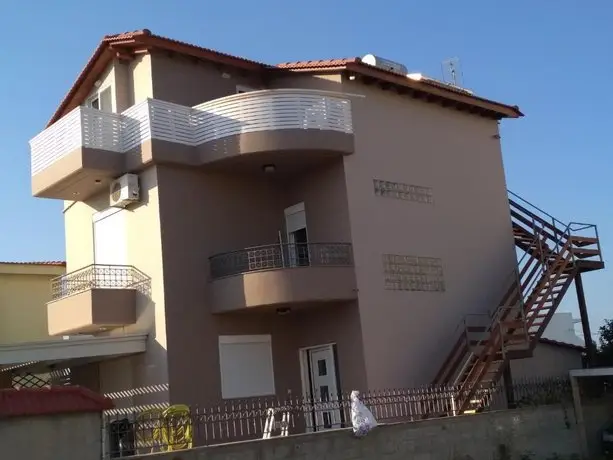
(47, 288, 137, 336)
(32, 147, 124, 200)
(209, 266, 357, 313)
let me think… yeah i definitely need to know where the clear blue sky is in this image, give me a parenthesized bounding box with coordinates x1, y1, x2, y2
(0, 1, 610, 333)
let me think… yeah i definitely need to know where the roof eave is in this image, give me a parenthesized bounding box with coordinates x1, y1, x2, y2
(47, 33, 269, 128)
(46, 43, 116, 127)
(344, 62, 523, 119)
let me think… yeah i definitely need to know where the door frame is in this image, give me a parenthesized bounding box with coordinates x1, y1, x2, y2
(284, 202, 309, 267)
(298, 343, 344, 432)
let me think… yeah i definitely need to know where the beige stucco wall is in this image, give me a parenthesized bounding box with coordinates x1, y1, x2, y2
(0, 265, 64, 344)
(62, 167, 168, 404)
(83, 54, 153, 113)
(150, 53, 264, 106)
(344, 81, 516, 388)
(270, 71, 517, 388)
(154, 164, 367, 406)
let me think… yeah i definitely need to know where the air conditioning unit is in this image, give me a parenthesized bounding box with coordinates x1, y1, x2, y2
(109, 173, 140, 208)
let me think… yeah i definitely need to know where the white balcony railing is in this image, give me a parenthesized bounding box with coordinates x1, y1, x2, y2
(29, 89, 354, 176)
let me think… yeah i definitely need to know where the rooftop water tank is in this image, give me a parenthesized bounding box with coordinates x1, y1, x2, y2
(361, 54, 408, 75)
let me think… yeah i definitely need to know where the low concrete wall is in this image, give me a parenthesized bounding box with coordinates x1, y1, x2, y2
(0, 413, 102, 460)
(0, 386, 112, 460)
(133, 405, 581, 460)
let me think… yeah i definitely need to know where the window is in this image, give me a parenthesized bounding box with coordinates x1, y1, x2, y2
(86, 86, 113, 112)
(218, 335, 275, 399)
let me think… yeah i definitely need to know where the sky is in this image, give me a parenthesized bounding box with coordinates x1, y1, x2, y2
(0, 1, 610, 335)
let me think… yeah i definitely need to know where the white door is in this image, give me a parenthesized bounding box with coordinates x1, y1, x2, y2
(284, 202, 309, 267)
(93, 208, 128, 267)
(305, 345, 342, 430)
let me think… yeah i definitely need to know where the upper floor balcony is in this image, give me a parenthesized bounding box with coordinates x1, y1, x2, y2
(30, 89, 355, 200)
(46, 264, 148, 336)
(208, 242, 357, 313)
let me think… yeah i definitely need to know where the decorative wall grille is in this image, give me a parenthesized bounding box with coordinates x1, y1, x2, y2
(383, 254, 445, 292)
(373, 179, 433, 204)
(11, 369, 71, 389)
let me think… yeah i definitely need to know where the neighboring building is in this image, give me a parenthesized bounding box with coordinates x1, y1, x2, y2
(24, 30, 603, 410)
(511, 338, 584, 380)
(542, 312, 585, 347)
(0, 262, 65, 344)
(511, 313, 585, 380)
(0, 261, 65, 388)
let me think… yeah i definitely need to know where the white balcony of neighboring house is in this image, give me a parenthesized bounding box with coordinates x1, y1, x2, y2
(29, 89, 355, 199)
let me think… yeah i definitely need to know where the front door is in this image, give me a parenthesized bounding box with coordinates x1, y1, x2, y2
(284, 202, 309, 267)
(303, 345, 342, 431)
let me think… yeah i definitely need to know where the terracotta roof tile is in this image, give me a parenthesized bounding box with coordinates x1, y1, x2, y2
(0, 261, 66, 266)
(48, 29, 267, 127)
(277, 58, 360, 69)
(0, 386, 114, 418)
(48, 29, 522, 125)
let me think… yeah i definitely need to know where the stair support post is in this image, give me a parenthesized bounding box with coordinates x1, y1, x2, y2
(574, 272, 595, 367)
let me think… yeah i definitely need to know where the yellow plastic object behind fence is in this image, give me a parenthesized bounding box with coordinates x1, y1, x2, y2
(135, 408, 164, 453)
(161, 404, 193, 451)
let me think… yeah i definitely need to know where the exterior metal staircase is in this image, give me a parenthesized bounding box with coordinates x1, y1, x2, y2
(431, 191, 604, 414)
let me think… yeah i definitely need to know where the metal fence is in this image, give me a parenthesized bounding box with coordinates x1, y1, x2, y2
(104, 376, 571, 457)
(51, 264, 150, 300)
(209, 243, 354, 279)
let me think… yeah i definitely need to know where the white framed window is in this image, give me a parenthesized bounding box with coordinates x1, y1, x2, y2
(219, 335, 275, 399)
(86, 86, 113, 112)
(236, 85, 256, 94)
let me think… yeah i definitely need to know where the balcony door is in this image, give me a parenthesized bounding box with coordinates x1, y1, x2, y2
(284, 202, 309, 267)
(92, 208, 128, 288)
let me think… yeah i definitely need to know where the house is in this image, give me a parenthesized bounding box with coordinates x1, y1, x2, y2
(511, 313, 586, 380)
(0, 261, 65, 345)
(0, 261, 65, 388)
(25, 29, 604, 411)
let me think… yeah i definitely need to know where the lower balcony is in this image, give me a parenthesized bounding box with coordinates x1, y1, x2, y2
(47, 265, 147, 336)
(208, 243, 357, 313)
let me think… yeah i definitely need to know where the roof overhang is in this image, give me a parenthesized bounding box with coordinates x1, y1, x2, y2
(48, 29, 268, 127)
(274, 58, 522, 120)
(48, 30, 523, 128)
(539, 337, 585, 352)
(0, 262, 66, 276)
(0, 334, 147, 372)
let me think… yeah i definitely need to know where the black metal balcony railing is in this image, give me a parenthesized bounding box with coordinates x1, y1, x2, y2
(50, 264, 149, 300)
(209, 243, 354, 280)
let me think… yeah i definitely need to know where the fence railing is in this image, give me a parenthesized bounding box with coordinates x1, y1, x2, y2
(103, 376, 572, 457)
(50, 264, 149, 300)
(30, 89, 354, 176)
(209, 242, 354, 279)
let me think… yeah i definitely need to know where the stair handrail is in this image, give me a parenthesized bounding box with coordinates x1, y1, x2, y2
(431, 229, 542, 385)
(509, 191, 601, 263)
(508, 190, 568, 231)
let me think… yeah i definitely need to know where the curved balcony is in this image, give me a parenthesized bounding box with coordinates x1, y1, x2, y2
(208, 243, 357, 313)
(30, 89, 355, 199)
(46, 265, 148, 336)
